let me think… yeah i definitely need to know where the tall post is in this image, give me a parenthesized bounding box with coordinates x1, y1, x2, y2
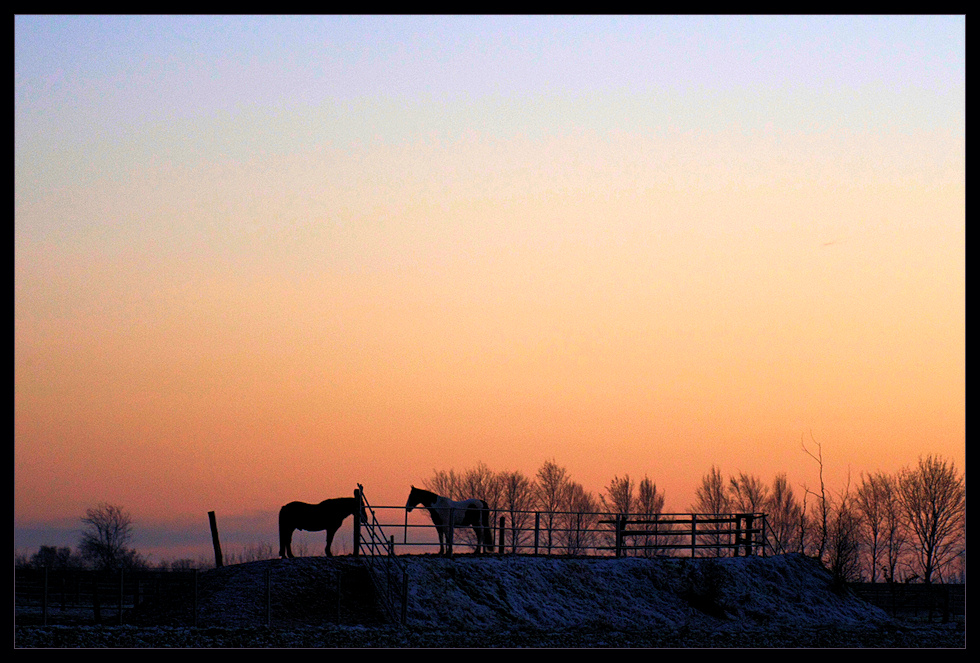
(208, 511, 223, 568)
(534, 512, 540, 555)
(353, 488, 362, 558)
(498, 515, 506, 555)
(691, 514, 698, 558)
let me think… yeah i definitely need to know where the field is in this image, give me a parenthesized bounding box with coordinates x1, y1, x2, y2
(15, 553, 965, 647)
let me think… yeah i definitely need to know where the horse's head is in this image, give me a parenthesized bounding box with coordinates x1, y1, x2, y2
(406, 485, 419, 512)
(359, 503, 368, 524)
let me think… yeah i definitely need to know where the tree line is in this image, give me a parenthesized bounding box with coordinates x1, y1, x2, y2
(423, 448, 964, 585)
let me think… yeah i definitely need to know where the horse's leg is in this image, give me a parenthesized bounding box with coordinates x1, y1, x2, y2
(325, 527, 335, 557)
(280, 527, 294, 559)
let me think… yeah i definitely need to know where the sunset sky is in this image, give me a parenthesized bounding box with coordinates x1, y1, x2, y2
(15, 15, 964, 562)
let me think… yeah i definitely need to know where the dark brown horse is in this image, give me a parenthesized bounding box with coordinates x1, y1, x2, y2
(278, 497, 366, 558)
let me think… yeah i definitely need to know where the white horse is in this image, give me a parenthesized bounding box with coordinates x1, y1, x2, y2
(406, 485, 493, 554)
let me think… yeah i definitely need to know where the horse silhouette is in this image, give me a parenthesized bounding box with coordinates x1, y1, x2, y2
(406, 485, 493, 555)
(278, 497, 366, 558)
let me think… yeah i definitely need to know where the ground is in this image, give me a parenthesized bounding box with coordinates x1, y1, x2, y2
(15, 553, 965, 647)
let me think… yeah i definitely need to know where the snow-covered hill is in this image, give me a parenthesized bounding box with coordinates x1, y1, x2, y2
(15, 553, 966, 647)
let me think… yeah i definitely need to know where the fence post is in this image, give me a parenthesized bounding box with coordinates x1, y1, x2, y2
(511, 515, 518, 554)
(208, 511, 223, 568)
(401, 572, 409, 626)
(691, 514, 697, 558)
(193, 569, 198, 628)
(42, 567, 48, 627)
(266, 568, 272, 627)
(447, 508, 455, 557)
(534, 512, 540, 555)
(92, 573, 101, 624)
(498, 516, 505, 555)
(743, 515, 754, 557)
(353, 488, 362, 558)
(119, 568, 124, 625)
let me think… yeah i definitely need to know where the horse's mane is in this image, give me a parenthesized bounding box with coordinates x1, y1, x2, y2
(411, 486, 440, 504)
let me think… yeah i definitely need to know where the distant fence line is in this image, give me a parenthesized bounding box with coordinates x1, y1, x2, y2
(15, 567, 199, 627)
(850, 582, 964, 623)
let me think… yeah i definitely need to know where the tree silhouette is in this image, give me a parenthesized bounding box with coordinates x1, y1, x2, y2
(601, 474, 634, 515)
(561, 481, 599, 554)
(692, 465, 729, 514)
(78, 502, 144, 571)
(766, 473, 803, 554)
(24, 545, 83, 570)
(499, 469, 537, 553)
(801, 432, 830, 561)
(692, 466, 730, 557)
(827, 482, 862, 585)
(729, 472, 769, 513)
(896, 455, 965, 583)
(536, 459, 571, 554)
(637, 476, 669, 556)
(855, 471, 897, 582)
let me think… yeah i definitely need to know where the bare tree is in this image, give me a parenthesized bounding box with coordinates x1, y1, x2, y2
(536, 459, 571, 554)
(78, 502, 144, 571)
(459, 463, 501, 506)
(601, 474, 634, 515)
(729, 472, 769, 513)
(499, 469, 537, 553)
(428, 467, 463, 499)
(692, 466, 731, 557)
(880, 475, 908, 583)
(896, 455, 965, 583)
(692, 466, 730, 514)
(827, 482, 863, 586)
(855, 471, 896, 582)
(767, 473, 803, 554)
(561, 481, 599, 554)
(801, 432, 830, 561)
(637, 476, 669, 556)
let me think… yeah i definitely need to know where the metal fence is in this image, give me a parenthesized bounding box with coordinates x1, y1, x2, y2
(355, 495, 769, 559)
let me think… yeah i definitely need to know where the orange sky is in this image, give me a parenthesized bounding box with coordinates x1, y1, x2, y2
(15, 16, 964, 561)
